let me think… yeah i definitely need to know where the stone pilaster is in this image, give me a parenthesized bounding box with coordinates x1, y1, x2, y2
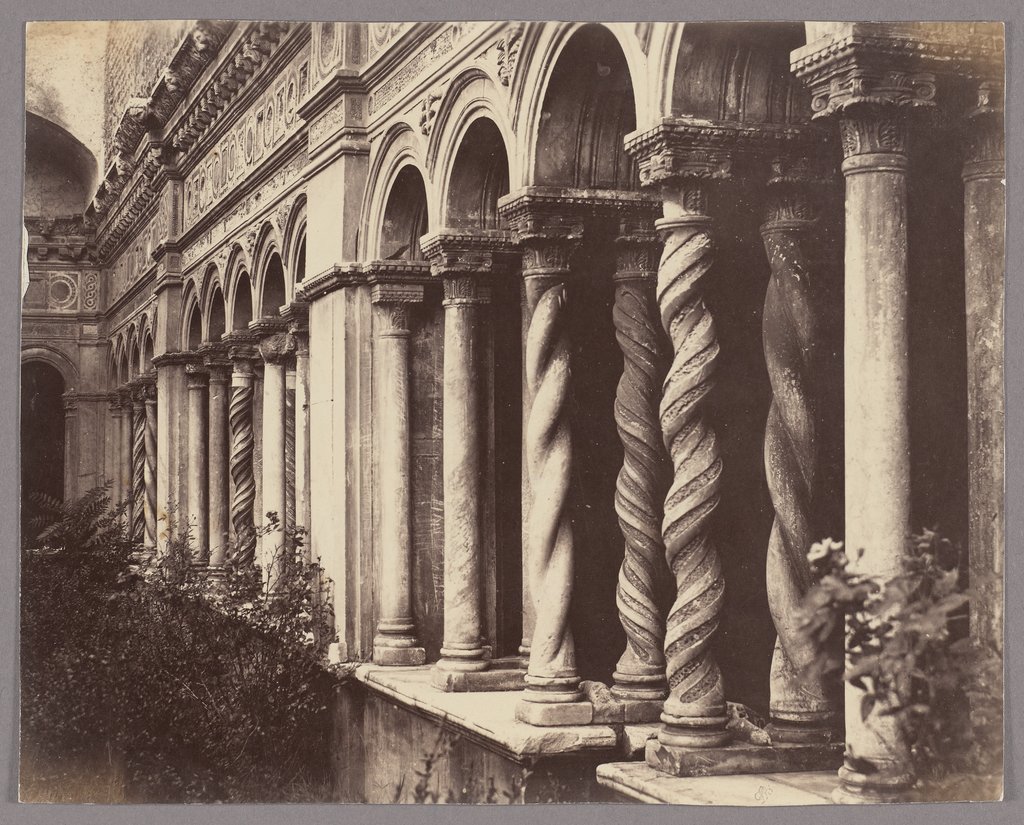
(422, 229, 524, 692)
(369, 268, 427, 667)
(186, 364, 209, 564)
(962, 78, 1005, 655)
(760, 154, 842, 743)
(609, 211, 673, 720)
(793, 27, 936, 804)
(625, 123, 732, 752)
(499, 188, 588, 725)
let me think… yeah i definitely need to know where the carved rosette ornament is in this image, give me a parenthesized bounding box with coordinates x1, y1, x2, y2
(610, 220, 673, 706)
(498, 192, 585, 708)
(760, 156, 841, 742)
(228, 356, 257, 568)
(625, 122, 731, 748)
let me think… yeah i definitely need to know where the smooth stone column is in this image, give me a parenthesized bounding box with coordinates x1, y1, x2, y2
(186, 366, 209, 565)
(259, 333, 294, 591)
(834, 105, 919, 803)
(62, 392, 79, 502)
(119, 388, 134, 525)
(206, 361, 232, 571)
(370, 282, 426, 666)
(293, 334, 311, 553)
(963, 80, 1005, 653)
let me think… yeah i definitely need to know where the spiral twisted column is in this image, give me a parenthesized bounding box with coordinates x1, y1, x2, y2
(142, 377, 158, 556)
(370, 275, 426, 666)
(610, 219, 674, 710)
(228, 354, 257, 569)
(131, 387, 146, 545)
(761, 158, 841, 742)
(499, 190, 586, 723)
(626, 122, 736, 753)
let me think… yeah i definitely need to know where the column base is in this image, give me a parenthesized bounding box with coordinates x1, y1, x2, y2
(832, 762, 915, 804)
(432, 657, 526, 692)
(767, 717, 842, 745)
(586, 680, 665, 723)
(373, 637, 426, 667)
(646, 737, 845, 778)
(515, 698, 594, 726)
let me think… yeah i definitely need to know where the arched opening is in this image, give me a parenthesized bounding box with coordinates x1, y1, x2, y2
(445, 118, 510, 229)
(529, 25, 641, 682)
(535, 24, 637, 190)
(260, 252, 286, 317)
(294, 236, 306, 283)
(21, 361, 66, 540)
(671, 22, 808, 124)
(380, 166, 428, 260)
(186, 303, 202, 350)
(208, 284, 226, 342)
(142, 333, 154, 373)
(232, 272, 253, 331)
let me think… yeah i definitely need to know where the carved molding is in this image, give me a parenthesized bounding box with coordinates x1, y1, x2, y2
(963, 79, 1005, 178)
(496, 23, 524, 86)
(420, 229, 518, 280)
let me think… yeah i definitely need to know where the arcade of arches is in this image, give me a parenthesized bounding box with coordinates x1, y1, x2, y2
(21, 21, 1004, 803)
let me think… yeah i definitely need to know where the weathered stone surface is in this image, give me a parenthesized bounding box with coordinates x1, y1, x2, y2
(645, 738, 844, 778)
(597, 762, 836, 805)
(431, 662, 525, 693)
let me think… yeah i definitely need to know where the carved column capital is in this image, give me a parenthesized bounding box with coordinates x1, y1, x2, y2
(185, 363, 209, 389)
(258, 331, 297, 364)
(613, 217, 660, 286)
(963, 78, 1004, 180)
(762, 154, 836, 231)
(421, 229, 519, 304)
(367, 262, 430, 337)
(498, 188, 585, 284)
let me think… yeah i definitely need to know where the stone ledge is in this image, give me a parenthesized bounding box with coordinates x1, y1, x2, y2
(354, 664, 657, 762)
(597, 762, 837, 805)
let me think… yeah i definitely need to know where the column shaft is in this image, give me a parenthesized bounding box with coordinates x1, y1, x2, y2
(187, 370, 209, 563)
(437, 281, 488, 673)
(294, 343, 311, 552)
(229, 362, 257, 568)
(207, 367, 231, 568)
(132, 396, 146, 545)
(372, 296, 426, 666)
(261, 359, 287, 588)
(963, 85, 1005, 652)
(836, 111, 914, 801)
(143, 382, 158, 554)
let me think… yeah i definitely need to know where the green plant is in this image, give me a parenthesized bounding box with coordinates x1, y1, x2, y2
(799, 529, 1002, 799)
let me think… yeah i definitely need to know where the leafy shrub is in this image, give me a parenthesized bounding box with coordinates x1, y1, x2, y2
(21, 489, 337, 802)
(799, 529, 1003, 800)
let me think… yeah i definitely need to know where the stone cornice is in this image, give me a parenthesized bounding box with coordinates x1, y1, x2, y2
(624, 118, 831, 187)
(420, 229, 520, 278)
(792, 23, 1003, 120)
(151, 351, 199, 368)
(248, 317, 290, 338)
(365, 261, 432, 305)
(296, 263, 367, 302)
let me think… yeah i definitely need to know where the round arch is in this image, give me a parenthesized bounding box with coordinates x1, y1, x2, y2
(361, 123, 432, 260)
(22, 358, 67, 531)
(515, 22, 646, 188)
(21, 345, 78, 388)
(283, 194, 307, 286)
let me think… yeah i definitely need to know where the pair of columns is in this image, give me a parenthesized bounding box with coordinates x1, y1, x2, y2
(113, 377, 157, 557)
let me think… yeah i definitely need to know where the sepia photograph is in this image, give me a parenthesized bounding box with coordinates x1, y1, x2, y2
(18, 16, 1006, 807)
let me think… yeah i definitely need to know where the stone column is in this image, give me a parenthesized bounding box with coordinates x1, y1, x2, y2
(205, 357, 232, 570)
(610, 215, 673, 720)
(963, 80, 1005, 653)
(370, 278, 426, 666)
(422, 230, 522, 691)
(499, 190, 588, 725)
(119, 388, 134, 521)
(142, 376, 158, 557)
(794, 40, 937, 801)
(107, 395, 123, 501)
(285, 367, 296, 536)
(186, 365, 209, 565)
(518, 281, 535, 662)
(760, 155, 842, 742)
(228, 350, 258, 569)
(62, 392, 79, 502)
(259, 332, 295, 590)
(281, 301, 310, 555)
(130, 384, 147, 546)
(626, 123, 732, 753)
